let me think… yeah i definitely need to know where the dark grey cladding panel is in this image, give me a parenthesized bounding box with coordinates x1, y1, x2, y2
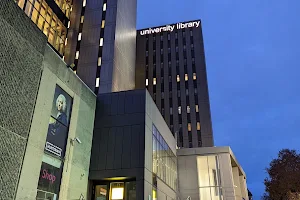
(90, 90, 147, 179)
(0, 127, 27, 200)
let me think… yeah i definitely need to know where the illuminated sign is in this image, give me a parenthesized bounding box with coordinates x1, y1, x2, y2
(140, 20, 200, 35)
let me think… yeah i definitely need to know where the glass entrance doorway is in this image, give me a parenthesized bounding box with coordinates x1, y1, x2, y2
(93, 181, 136, 200)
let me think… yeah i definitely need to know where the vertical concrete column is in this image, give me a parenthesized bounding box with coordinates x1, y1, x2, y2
(239, 175, 249, 200)
(232, 167, 242, 200)
(218, 154, 235, 200)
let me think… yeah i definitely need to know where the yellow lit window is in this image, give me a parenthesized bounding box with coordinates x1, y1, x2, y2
(99, 38, 104, 46)
(75, 51, 79, 59)
(185, 74, 188, 81)
(197, 122, 201, 130)
(146, 79, 148, 86)
(188, 123, 192, 131)
(83, 0, 86, 7)
(196, 105, 199, 112)
(187, 106, 190, 113)
(101, 20, 105, 28)
(96, 78, 100, 87)
(176, 75, 180, 82)
(78, 33, 82, 41)
(193, 73, 197, 80)
(103, 3, 107, 11)
(74, 70, 77, 74)
(80, 16, 84, 23)
(98, 57, 102, 66)
(153, 78, 156, 85)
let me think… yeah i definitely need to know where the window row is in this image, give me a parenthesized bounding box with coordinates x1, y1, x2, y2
(152, 125, 177, 190)
(21, 0, 67, 55)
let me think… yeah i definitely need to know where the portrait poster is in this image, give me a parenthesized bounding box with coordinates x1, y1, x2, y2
(45, 85, 73, 158)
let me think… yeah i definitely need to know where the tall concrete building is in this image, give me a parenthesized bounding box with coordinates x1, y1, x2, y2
(15, 0, 137, 94)
(64, 0, 137, 93)
(136, 20, 214, 148)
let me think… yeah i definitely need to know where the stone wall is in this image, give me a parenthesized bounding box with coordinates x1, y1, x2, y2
(0, 1, 47, 199)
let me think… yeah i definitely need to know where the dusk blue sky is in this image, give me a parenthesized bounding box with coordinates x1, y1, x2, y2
(137, 1, 300, 199)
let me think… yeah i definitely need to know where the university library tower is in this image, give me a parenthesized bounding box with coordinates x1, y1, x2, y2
(0, 0, 250, 200)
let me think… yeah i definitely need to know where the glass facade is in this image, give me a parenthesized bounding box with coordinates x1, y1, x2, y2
(152, 125, 177, 190)
(197, 155, 223, 200)
(15, 0, 68, 55)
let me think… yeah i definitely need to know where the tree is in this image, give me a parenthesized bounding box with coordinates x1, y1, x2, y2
(262, 149, 300, 200)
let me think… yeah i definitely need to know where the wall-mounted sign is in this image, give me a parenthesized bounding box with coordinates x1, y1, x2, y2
(37, 162, 62, 196)
(45, 85, 73, 159)
(140, 20, 201, 35)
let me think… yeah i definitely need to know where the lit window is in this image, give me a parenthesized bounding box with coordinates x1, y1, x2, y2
(178, 106, 181, 114)
(75, 51, 79, 59)
(193, 73, 196, 80)
(187, 106, 190, 113)
(62, 56, 65, 60)
(64, 38, 68, 46)
(177, 75, 180, 82)
(103, 3, 107, 11)
(78, 33, 82, 41)
(74, 70, 77, 74)
(188, 123, 191, 131)
(99, 38, 104, 46)
(101, 20, 105, 28)
(146, 79, 148, 86)
(96, 78, 100, 87)
(197, 122, 201, 130)
(196, 105, 199, 112)
(153, 78, 156, 85)
(185, 74, 188, 81)
(83, 0, 86, 7)
(98, 57, 102, 66)
(80, 16, 84, 23)
(67, 21, 71, 28)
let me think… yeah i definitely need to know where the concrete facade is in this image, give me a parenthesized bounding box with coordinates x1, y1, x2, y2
(177, 147, 249, 200)
(136, 20, 214, 148)
(0, 1, 47, 199)
(0, 2, 96, 199)
(90, 89, 176, 200)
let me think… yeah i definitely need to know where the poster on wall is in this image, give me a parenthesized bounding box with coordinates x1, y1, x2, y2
(37, 162, 62, 200)
(45, 85, 72, 159)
